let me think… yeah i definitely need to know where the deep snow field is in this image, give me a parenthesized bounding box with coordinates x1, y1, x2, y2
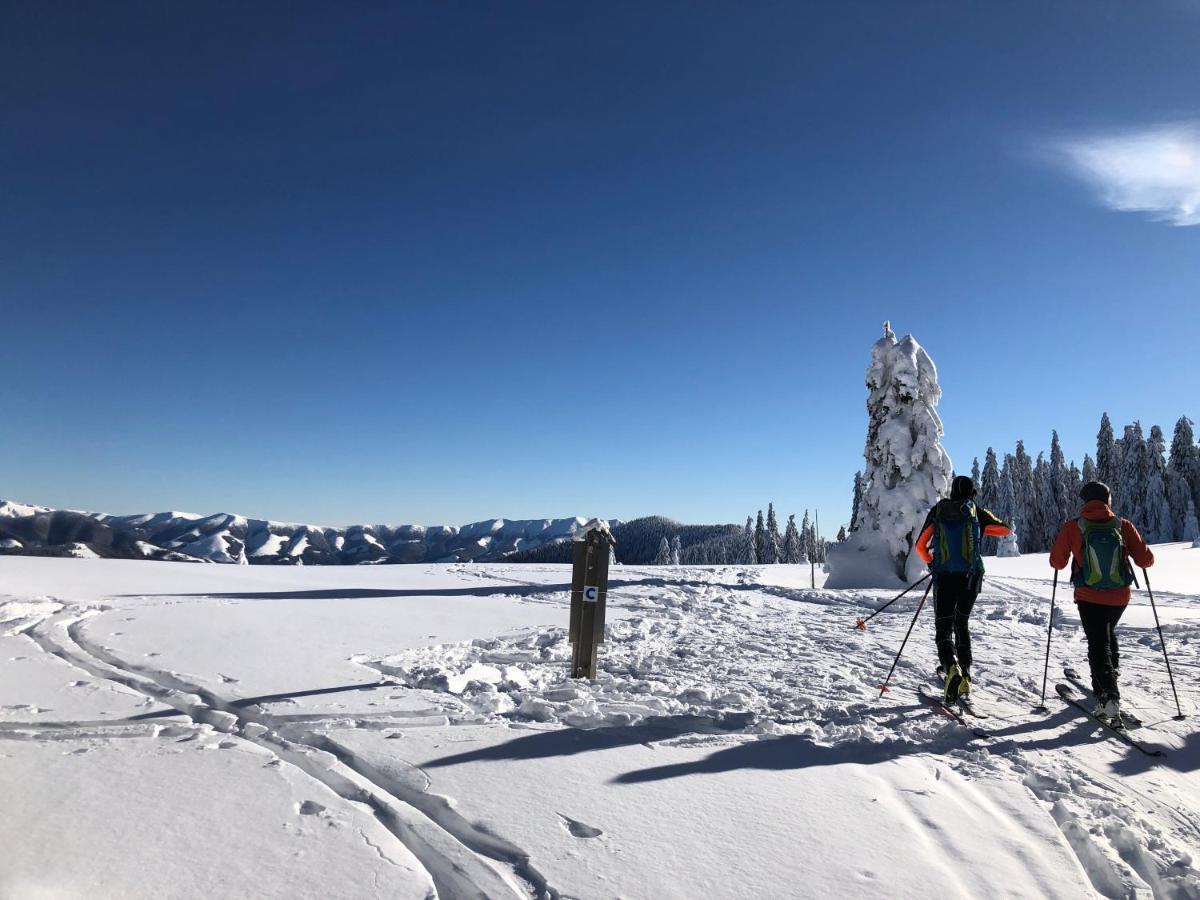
(2, 548, 1198, 900)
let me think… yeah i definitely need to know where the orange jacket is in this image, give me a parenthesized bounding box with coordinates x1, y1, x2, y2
(1049, 500, 1154, 606)
(915, 504, 1012, 565)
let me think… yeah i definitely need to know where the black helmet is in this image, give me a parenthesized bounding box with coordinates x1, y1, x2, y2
(1080, 481, 1111, 504)
(950, 475, 975, 501)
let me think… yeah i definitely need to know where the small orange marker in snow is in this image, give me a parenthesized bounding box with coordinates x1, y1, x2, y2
(855, 618, 867, 630)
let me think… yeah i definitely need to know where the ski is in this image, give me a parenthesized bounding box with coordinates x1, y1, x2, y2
(1063, 666, 1143, 729)
(1055, 684, 1164, 757)
(955, 695, 988, 719)
(918, 685, 989, 738)
(935, 665, 988, 719)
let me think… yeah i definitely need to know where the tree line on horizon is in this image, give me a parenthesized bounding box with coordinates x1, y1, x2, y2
(848, 414, 1200, 555)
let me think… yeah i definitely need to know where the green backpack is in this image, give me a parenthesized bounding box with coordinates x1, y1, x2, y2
(1072, 517, 1133, 590)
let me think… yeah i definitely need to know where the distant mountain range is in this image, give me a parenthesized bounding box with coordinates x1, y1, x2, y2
(0, 499, 617, 565)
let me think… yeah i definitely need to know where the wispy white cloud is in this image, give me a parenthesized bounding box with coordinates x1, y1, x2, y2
(1046, 122, 1200, 226)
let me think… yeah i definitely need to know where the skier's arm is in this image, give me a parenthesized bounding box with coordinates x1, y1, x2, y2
(977, 507, 1012, 538)
(1049, 522, 1074, 570)
(1121, 520, 1155, 568)
(914, 508, 936, 564)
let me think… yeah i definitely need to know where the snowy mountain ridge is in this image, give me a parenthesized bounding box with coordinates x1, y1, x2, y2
(0, 499, 614, 565)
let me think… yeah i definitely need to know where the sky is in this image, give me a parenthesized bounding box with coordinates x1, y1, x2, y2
(2, 2, 1199, 529)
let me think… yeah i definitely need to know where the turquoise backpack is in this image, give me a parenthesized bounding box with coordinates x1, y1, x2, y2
(1072, 517, 1134, 590)
(933, 500, 982, 574)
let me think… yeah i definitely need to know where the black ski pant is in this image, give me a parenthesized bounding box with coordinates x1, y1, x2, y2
(1076, 600, 1126, 700)
(933, 572, 979, 672)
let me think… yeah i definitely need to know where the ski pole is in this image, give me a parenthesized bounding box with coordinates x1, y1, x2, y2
(877, 578, 934, 697)
(1143, 568, 1186, 720)
(1037, 569, 1057, 711)
(855, 572, 932, 630)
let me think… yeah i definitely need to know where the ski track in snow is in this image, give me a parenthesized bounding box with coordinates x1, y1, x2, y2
(9, 608, 555, 900)
(2, 563, 1199, 899)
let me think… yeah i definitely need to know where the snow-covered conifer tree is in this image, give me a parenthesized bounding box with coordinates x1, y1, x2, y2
(1031, 453, 1053, 552)
(1082, 454, 1098, 485)
(1066, 462, 1083, 520)
(1142, 425, 1172, 543)
(1013, 441, 1037, 549)
(1168, 417, 1199, 539)
(1184, 497, 1199, 544)
(1120, 422, 1149, 529)
(670, 534, 682, 566)
(978, 448, 1001, 555)
(1096, 413, 1120, 497)
(999, 454, 1017, 523)
(826, 323, 953, 586)
(754, 511, 766, 564)
(850, 471, 864, 532)
(654, 537, 672, 566)
(782, 514, 801, 564)
(836, 525, 847, 542)
(1049, 431, 1071, 532)
(764, 504, 782, 564)
(971, 457, 981, 488)
(996, 518, 1021, 557)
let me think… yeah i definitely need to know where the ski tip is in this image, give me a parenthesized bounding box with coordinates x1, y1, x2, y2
(855, 618, 866, 630)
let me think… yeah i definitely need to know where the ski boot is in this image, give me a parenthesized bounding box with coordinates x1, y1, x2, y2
(943, 663, 964, 702)
(1092, 694, 1112, 724)
(956, 667, 972, 699)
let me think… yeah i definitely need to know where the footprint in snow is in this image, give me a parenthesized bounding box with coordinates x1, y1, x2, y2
(558, 813, 603, 839)
(218, 673, 239, 684)
(297, 801, 327, 816)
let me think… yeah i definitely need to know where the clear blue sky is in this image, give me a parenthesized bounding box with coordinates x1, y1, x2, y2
(2, 2, 1198, 529)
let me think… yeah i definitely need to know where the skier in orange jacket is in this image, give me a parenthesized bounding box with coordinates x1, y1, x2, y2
(1050, 481, 1154, 721)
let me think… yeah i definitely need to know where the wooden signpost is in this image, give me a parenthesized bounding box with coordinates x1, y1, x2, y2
(569, 521, 613, 679)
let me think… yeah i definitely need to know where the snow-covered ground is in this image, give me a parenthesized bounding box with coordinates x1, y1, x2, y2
(2, 549, 1198, 899)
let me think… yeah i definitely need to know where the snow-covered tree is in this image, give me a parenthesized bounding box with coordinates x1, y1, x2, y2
(971, 457, 981, 488)
(1096, 413, 1120, 500)
(827, 323, 953, 586)
(850, 471, 865, 532)
(1082, 453, 1098, 485)
(1184, 497, 1199, 544)
(782, 514, 804, 563)
(1168, 417, 1199, 540)
(763, 503, 782, 564)
(1012, 441, 1037, 549)
(800, 510, 814, 562)
(1120, 422, 1148, 529)
(998, 455, 1017, 525)
(1066, 461, 1083, 519)
(996, 517, 1021, 557)
(1031, 453, 1052, 552)
(836, 525, 847, 542)
(979, 449, 1000, 508)
(1049, 431, 1071, 533)
(670, 534, 683, 566)
(1141, 425, 1172, 543)
(754, 511, 766, 565)
(653, 536, 672, 566)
